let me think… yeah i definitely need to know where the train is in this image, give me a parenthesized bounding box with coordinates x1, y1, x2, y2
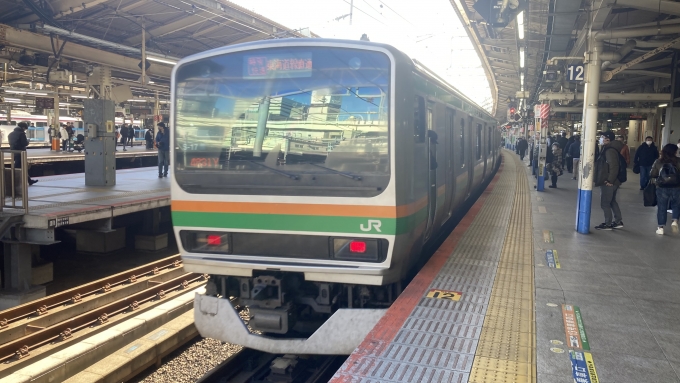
(170, 38, 501, 354)
(0, 111, 147, 147)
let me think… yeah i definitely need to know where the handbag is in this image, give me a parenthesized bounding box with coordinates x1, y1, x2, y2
(643, 181, 657, 207)
(633, 163, 640, 174)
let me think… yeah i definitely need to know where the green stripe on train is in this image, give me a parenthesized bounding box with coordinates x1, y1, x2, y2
(172, 210, 429, 235)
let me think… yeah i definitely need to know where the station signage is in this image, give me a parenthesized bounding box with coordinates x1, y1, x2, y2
(35, 97, 54, 109)
(566, 64, 585, 82)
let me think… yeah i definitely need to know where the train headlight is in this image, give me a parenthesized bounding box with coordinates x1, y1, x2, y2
(332, 238, 382, 262)
(180, 231, 231, 254)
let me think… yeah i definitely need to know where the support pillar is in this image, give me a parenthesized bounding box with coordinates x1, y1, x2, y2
(135, 208, 168, 251)
(663, 52, 680, 146)
(1, 243, 46, 309)
(576, 38, 603, 234)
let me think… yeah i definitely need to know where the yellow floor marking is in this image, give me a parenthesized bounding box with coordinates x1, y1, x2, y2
(470, 152, 536, 383)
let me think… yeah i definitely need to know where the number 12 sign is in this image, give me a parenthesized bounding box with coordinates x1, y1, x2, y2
(567, 64, 585, 82)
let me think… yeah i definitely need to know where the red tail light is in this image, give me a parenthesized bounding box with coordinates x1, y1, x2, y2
(207, 235, 221, 246)
(349, 240, 367, 253)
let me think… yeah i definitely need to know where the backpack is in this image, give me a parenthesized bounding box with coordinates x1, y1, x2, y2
(604, 147, 627, 183)
(657, 163, 680, 188)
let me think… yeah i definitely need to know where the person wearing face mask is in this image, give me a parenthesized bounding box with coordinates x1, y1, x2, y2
(594, 131, 624, 230)
(634, 136, 659, 190)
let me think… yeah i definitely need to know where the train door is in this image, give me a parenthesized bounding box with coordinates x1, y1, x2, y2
(466, 117, 475, 197)
(482, 123, 488, 179)
(444, 108, 456, 220)
(424, 105, 437, 241)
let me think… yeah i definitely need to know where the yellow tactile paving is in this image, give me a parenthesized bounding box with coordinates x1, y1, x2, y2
(470, 152, 537, 383)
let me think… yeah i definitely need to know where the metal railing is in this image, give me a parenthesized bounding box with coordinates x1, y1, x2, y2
(0, 149, 29, 214)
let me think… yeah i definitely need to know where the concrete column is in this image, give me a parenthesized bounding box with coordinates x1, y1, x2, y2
(576, 38, 603, 234)
(135, 208, 168, 251)
(1, 243, 46, 309)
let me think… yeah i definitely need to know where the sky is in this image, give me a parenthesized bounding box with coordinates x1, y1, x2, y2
(227, 0, 493, 111)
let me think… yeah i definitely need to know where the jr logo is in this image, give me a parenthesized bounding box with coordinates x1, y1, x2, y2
(360, 219, 382, 232)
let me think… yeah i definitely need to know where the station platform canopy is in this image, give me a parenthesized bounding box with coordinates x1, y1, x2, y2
(451, 0, 680, 122)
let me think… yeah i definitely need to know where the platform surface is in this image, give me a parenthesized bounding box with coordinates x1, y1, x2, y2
(15, 145, 156, 164)
(332, 150, 680, 383)
(3, 167, 169, 229)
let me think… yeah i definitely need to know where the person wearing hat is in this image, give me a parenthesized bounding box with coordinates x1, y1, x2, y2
(8, 122, 37, 185)
(155, 122, 170, 178)
(594, 130, 624, 230)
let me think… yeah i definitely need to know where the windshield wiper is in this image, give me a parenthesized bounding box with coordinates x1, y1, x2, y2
(307, 163, 362, 181)
(249, 161, 299, 180)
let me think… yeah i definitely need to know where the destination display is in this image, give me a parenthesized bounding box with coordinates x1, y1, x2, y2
(244, 53, 313, 79)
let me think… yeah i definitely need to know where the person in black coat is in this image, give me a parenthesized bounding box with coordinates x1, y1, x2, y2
(516, 138, 528, 160)
(145, 128, 154, 149)
(634, 136, 660, 190)
(8, 122, 37, 185)
(128, 125, 135, 146)
(120, 124, 129, 151)
(564, 136, 576, 172)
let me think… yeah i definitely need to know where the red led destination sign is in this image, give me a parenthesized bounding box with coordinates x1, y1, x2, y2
(244, 53, 312, 79)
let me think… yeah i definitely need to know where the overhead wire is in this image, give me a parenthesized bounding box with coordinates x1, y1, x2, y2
(340, 0, 386, 25)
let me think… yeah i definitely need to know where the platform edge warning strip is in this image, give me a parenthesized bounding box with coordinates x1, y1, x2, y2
(469, 153, 536, 382)
(329, 159, 505, 383)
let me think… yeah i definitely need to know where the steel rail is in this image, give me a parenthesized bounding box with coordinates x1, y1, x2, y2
(0, 255, 182, 327)
(0, 272, 205, 363)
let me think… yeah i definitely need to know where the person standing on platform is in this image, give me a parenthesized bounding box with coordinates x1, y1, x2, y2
(516, 138, 528, 161)
(569, 135, 581, 180)
(156, 122, 170, 178)
(59, 124, 69, 152)
(617, 135, 630, 167)
(9, 122, 37, 185)
(564, 135, 576, 173)
(650, 144, 680, 235)
(547, 142, 563, 188)
(634, 136, 659, 190)
(594, 131, 624, 230)
(145, 127, 154, 149)
(128, 125, 135, 147)
(120, 124, 129, 151)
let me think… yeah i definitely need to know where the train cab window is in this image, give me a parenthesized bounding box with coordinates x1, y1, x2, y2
(476, 124, 482, 160)
(459, 118, 465, 167)
(414, 96, 426, 143)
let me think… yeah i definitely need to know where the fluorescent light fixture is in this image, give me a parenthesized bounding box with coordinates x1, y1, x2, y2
(4, 90, 27, 94)
(27, 92, 48, 96)
(659, 103, 668, 108)
(3, 98, 21, 102)
(519, 47, 525, 68)
(607, 119, 612, 122)
(517, 11, 525, 40)
(6, 100, 20, 103)
(520, 73, 525, 91)
(127, 99, 148, 102)
(71, 94, 88, 99)
(147, 56, 177, 65)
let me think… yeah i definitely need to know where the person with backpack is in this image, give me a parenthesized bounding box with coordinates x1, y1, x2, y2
(650, 144, 680, 234)
(547, 142, 563, 188)
(594, 131, 625, 230)
(634, 136, 659, 190)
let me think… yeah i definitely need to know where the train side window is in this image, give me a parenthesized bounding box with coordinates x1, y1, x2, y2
(476, 123, 482, 160)
(414, 96, 426, 143)
(459, 118, 465, 167)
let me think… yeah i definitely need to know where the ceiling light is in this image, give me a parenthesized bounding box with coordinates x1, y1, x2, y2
(6, 100, 20, 103)
(147, 56, 177, 65)
(4, 90, 27, 94)
(517, 11, 525, 40)
(127, 99, 148, 102)
(71, 94, 88, 99)
(659, 103, 668, 108)
(519, 47, 525, 68)
(3, 98, 21, 102)
(26, 92, 48, 96)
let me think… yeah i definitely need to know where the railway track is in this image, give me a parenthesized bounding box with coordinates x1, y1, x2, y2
(0, 255, 208, 383)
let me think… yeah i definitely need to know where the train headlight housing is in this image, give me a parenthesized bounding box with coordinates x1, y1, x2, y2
(332, 238, 382, 261)
(180, 231, 231, 254)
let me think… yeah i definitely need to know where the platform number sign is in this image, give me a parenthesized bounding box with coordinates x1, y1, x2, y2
(567, 64, 585, 82)
(426, 289, 462, 301)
